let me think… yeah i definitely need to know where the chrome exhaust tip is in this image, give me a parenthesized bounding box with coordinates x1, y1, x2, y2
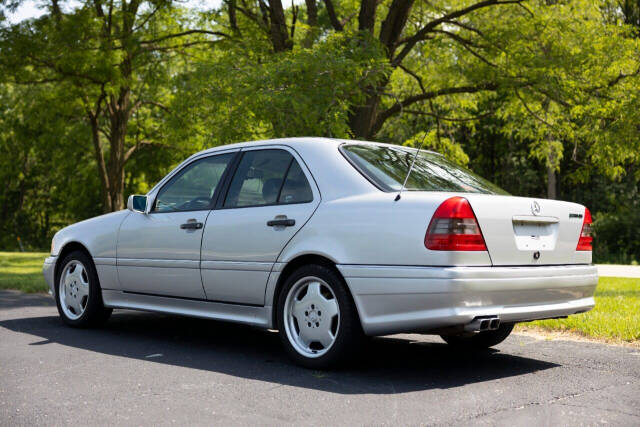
(489, 318, 501, 330)
(464, 316, 501, 332)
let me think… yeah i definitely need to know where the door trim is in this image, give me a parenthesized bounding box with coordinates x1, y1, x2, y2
(118, 258, 200, 269)
(200, 260, 273, 272)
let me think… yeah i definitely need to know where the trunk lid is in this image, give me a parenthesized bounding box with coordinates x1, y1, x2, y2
(464, 194, 586, 266)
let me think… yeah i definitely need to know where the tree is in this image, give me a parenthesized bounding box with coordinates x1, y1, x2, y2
(214, 0, 530, 139)
(0, 1, 225, 211)
(176, 0, 639, 198)
(0, 83, 102, 248)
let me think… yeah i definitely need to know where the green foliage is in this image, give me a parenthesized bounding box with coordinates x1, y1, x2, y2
(0, 0, 638, 264)
(0, 84, 102, 250)
(171, 30, 389, 143)
(593, 209, 640, 265)
(403, 130, 469, 166)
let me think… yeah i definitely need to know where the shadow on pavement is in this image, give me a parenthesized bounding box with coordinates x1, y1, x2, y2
(0, 290, 54, 309)
(0, 310, 559, 394)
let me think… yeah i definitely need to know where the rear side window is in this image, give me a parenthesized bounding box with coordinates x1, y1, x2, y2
(224, 149, 313, 208)
(279, 161, 313, 204)
(341, 144, 507, 195)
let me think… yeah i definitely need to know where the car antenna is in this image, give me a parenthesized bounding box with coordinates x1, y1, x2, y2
(395, 131, 428, 202)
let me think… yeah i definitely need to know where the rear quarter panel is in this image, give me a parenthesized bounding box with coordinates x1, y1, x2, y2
(277, 192, 492, 266)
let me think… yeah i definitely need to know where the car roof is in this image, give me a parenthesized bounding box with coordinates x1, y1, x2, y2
(151, 137, 443, 201)
(195, 137, 441, 157)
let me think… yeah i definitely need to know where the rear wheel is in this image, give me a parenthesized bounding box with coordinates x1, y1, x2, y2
(55, 250, 112, 327)
(276, 264, 363, 369)
(440, 323, 514, 350)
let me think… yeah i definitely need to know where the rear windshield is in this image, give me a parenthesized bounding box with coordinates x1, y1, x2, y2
(341, 143, 507, 194)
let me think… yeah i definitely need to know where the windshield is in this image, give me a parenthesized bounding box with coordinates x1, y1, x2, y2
(341, 143, 507, 195)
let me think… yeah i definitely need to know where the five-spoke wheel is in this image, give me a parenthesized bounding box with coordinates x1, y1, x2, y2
(277, 264, 363, 369)
(284, 277, 340, 358)
(59, 260, 90, 320)
(55, 250, 111, 327)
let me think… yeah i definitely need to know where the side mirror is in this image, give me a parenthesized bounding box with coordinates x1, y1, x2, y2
(127, 195, 148, 213)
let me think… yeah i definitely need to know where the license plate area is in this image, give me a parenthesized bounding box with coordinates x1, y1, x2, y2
(512, 216, 559, 251)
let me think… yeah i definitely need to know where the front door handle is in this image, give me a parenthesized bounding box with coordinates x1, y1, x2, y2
(180, 219, 203, 230)
(267, 218, 296, 227)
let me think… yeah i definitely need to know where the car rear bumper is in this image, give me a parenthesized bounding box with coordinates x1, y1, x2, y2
(337, 264, 598, 336)
(43, 256, 57, 295)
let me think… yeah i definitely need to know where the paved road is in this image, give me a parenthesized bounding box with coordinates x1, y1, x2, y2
(1, 290, 638, 426)
(597, 264, 640, 278)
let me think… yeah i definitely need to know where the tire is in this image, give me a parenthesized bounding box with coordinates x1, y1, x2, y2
(55, 250, 112, 327)
(276, 264, 364, 369)
(440, 323, 514, 350)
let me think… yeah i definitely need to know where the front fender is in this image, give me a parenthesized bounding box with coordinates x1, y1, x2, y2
(52, 210, 130, 259)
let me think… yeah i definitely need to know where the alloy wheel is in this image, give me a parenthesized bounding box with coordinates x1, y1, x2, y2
(283, 276, 341, 358)
(59, 260, 90, 320)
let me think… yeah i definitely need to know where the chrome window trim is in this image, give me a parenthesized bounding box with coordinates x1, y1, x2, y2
(217, 145, 320, 211)
(146, 149, 240, 215)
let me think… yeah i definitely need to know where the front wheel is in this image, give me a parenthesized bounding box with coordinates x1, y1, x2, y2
(55, 250, 112, 327)
(440, 323, 514, 350)
(276, 264, 363, 369)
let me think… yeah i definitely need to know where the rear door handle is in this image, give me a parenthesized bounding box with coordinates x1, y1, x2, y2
(267, 218, 295, 227)
(180, 220, 203, 230)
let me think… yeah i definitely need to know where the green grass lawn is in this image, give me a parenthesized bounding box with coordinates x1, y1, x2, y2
(0, 251, 49, 293)
(0, 252, 638, 343)
(519, 276, 640, 343)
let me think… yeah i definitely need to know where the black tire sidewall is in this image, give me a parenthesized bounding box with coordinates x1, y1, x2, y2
(276, 264, 363, 369)
(55, 250, 110, 327)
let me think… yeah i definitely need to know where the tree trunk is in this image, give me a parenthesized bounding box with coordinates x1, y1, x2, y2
(88, 115, 113, 213)
(546, 164, 557, 199)
(358, 0, 377, 33)
(228, 0, 240, 34)
(349, 0, 414, 138)
(349, 92, 381, 139)
(303, 0, 318, 48)
(349, 75, 391, 139)
(106, 89, 131, 212)
(267, 0, 292, 52)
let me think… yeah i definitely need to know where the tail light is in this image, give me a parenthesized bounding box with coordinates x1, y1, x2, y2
(576, 207, 593, 251)
(425, 197, 487, 251)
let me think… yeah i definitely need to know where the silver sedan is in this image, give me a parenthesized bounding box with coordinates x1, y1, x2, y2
(43, 138, 597, 368)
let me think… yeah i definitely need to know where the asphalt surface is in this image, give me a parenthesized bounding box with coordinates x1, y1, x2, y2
(1, 290, 639, 426)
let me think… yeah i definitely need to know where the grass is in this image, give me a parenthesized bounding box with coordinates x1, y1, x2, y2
(0, 252, 638, 343)
(518, 276, 640, 343)
(0, 251, 49, 293)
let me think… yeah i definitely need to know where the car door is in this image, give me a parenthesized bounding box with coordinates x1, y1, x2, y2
(117, 151, 237, 299)
(201, 146, 320, 305)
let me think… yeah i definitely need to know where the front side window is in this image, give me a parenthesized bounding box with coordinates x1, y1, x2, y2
(153, 153, 234, 212)
(224, 149, 313, 208)
(341, 144, 507, 195)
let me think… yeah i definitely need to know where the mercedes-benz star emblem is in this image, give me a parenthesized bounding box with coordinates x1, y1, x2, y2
(531, 201, 541, 216)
